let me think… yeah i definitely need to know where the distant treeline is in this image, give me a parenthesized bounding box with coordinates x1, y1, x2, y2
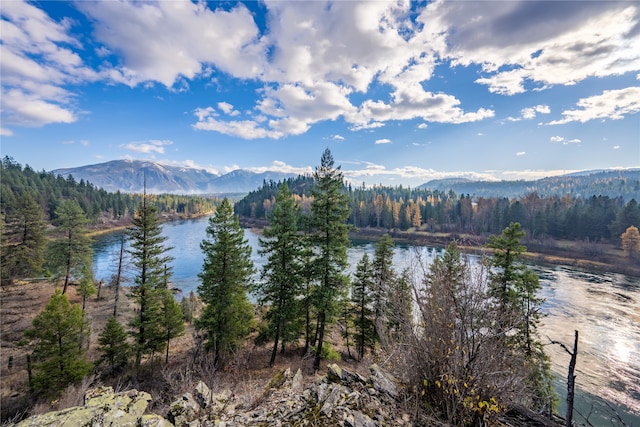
(0, 157, 217, 222)
(236, 175, 640, 244)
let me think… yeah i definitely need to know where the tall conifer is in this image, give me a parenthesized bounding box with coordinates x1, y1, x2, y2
(257, 183, 304, 366)
(127, 197, 174, 367)
(197, 198, 255, 367)
(309, 149, 351, 371)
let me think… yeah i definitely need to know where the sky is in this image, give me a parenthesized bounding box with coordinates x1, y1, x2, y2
(1, 0, 639, 187)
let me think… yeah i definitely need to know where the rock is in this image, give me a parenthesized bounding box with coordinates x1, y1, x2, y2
(140, 414, 175, 427)
(194, 381, 212, 409)
(291, 368, 304, 394)
(169, 392, 202, 426)
(327, 363, 343, 383)
(16, 387, 154, 427)
(369, 364, 398, 398)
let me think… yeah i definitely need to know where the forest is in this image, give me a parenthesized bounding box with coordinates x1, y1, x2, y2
(236, 174, 640, 246)
(0, 156, 218, 222)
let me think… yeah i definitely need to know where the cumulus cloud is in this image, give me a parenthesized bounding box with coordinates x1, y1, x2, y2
(375, 138, 392, 145)
(516, 151, 526, 156)
(427, 1, 640, 95)
(332, 134, 345, 141)
(0, 0, 96, 129)
(77, 0, 265, 87)
(124, 139, 173, 154)
(217, 102, 240, 116)
(548, 87, 640, 125)
(506, 104, 550, 121)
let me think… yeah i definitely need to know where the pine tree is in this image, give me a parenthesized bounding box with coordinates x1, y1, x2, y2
(1, 193, 47, 284)
(160, 289, 185, 364)
(127, 199, 174, 367)
(309, 149, 351, 371)
(97, 316, 130, 374)
(23, 290, 91, 396)
(351, 253, 375, 360)
(78, 265, 96, 312)
(49, 199, 93, 294)
(372, 234, 395, 344)
(486, 222, 526, 316)
(197, 198, 255, 367)
(257, 183, 304, 366)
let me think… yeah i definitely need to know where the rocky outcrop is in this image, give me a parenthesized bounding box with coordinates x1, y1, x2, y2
(15, 386, 170, 427)
(14, 364, 412, 427)
(167, 363, 411, 426)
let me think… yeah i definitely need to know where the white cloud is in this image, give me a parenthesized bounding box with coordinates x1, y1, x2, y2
(247, 160, 313, 175)
(427, 2, 640, 95)
(550, 135, 581, 145)
(375, 138, 392, 145)
(549, 87, 640, 125)
(217, 102, 240, 116)
(332, 134, 345, 141)
(124, 139, 173, 154)
(0, 127, 14, 136)
(507, 104, 550, 121)
(0, 1, 96, 128)
(417, 123, 428, 129)
(77, 0, 265, 87)
(516, 151, 526, 156)
(613, 145, 621, 150)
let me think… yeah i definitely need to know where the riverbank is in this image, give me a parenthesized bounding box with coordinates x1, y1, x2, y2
(86, 211, 215, 237)
(240, 217, 640, 277)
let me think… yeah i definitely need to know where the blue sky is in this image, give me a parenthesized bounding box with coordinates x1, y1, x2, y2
(1, 0, 639, 187)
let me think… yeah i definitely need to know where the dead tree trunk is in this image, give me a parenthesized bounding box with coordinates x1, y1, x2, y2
(566, 330, 578, 427)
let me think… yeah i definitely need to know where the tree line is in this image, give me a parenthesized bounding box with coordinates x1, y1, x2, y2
(236, 174, 640, 246)
(1, 156, 217, 222)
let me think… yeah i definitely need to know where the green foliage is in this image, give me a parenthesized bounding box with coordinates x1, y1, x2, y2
(197, 198, 255, 367)
(180, 291, 199, 324)
(78, 265, 96, 311)
(97, 316, 130, 373)
(23, 290, 91, 396)
(1, 192, 47, 284)
(47, 199, 93, 294)
(127, 199, 175, 367)
(372, 234, 396, 342)
(309, 149, 351, 371)
(351, 253, 375, 360)
(312, 342, 341, 362)
(257, 183, 305, 366)
(160, 290, 185, 363)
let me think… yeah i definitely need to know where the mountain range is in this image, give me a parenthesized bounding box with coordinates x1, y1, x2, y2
(420, 168, 640, 200)
(51, 160, 640, 200)
(51, 160, 296, 194)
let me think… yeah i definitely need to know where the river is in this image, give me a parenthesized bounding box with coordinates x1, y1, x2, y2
(92, 215, 639, 426)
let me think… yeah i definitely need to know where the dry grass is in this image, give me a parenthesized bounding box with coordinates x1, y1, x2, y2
(1, 278, 375, 423)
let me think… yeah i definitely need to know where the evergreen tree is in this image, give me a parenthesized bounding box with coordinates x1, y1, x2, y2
(351, 253, 375, 360)
(257, 183, 304, 366)
(485, 222, 526, 316)
(78, 265, 96, 312)
(388, 267, 413, 339)
(49, 199, 93, 294)
(23, 290, 91, 396)
(309, 149, 351, 371)
(160, 289, 185, 364)
(197, 198, 255, 367)
(371, 233, 395, 343)
(97, 316, 130, 374)
(127, 199, 174, 367)
(1, 193, 47, 284)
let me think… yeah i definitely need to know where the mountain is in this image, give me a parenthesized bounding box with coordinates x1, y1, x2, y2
(420, 168, 640, 200)
(51, 160, 296, 194)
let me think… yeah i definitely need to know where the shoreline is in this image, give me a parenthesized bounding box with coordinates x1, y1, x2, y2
(240, 217, 640, 278)
(89, 215, 639, 278)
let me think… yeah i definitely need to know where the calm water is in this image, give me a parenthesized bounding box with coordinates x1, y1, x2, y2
(93, 215, 639, 426)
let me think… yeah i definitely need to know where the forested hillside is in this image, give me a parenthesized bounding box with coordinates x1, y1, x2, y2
(420, 169, 640, 201)
(236, 175, 640, 245)
(1, 157, 217, 222)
